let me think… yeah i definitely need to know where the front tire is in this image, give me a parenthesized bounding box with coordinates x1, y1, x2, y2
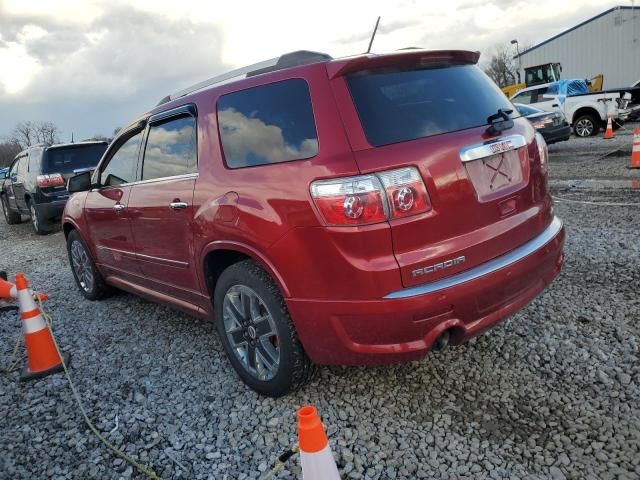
(67, 229, 112, 300)
(573, 114, 600, 137)
(1, 195, 21, 225)
(214, 260, 314, 397)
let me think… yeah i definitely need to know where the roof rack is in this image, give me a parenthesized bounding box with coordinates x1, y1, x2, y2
(156, 50, 332, 106)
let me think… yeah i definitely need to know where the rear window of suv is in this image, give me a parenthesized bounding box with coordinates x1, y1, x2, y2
(347, 64, 519, 147)
(43, 144, 108, 174)
(217, 79, 318, 168)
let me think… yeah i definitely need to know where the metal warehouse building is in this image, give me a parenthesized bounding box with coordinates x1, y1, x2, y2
(515, 6, 639, 89)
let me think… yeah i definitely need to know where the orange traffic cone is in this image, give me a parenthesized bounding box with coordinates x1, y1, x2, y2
(0, 276, 48, 302)
(629, 128, 640, 169)
(297, 406, 341, 480)
(603, 114, 614, 139)
(15, 273, 69, 381)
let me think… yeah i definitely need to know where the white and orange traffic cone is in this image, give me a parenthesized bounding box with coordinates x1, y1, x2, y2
(0, 276, 48, 302)
(297, 406, 341, 480)
(15, 273, 69, 381)
(603, 114, 614, 139)
(629, 128, 640, 169)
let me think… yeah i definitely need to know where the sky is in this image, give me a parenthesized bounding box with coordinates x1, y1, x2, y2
(0, 0, 624, 142)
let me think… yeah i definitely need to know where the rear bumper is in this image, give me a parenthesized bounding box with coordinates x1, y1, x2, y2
(287, 216, 565, 365)
(539, 124, 571, 144)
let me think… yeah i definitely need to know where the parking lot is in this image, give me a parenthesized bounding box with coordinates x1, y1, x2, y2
(1, 128, 639, 480)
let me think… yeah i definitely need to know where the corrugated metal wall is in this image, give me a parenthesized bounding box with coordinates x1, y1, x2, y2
(517, 7, 640, 88)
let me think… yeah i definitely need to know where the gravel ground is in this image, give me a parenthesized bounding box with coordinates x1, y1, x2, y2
(548, 121, 639, 181)
(1, 143, 639, 479)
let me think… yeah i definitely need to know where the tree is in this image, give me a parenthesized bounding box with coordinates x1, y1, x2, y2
(9, 120, 61, 149)
(484, 44, 518, 88)
(0, 142, 21, 168)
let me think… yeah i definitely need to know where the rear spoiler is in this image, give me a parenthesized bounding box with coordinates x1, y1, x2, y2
(326, 50, 480, 79)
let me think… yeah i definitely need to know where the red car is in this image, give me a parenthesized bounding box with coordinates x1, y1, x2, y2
(63, 49, 565, 397)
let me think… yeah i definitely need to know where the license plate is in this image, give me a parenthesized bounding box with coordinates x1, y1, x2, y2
(464, 149, 523, 201)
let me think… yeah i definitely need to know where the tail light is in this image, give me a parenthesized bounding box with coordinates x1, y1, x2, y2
(531, 118, 553, 128)
(535, 132, 548, 174)
(310, 167, 431, 226)
(37, 173, 65, 187)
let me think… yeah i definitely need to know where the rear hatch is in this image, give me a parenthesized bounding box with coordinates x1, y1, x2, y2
(41, 143, 108, 196)
(329, 51, 552, 288)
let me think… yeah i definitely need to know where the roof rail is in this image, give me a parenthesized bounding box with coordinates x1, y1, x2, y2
(156, 50, 332, 106)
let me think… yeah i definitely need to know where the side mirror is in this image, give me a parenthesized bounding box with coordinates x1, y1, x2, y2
(67, 171, 93, 193)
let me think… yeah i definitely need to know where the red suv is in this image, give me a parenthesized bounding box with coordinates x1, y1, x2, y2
(63, 50, 565, 397)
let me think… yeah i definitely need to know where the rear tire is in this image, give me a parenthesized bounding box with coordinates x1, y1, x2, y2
(67, 229, 112, 300)
(573, 114, 600, 137)
(1, 195, 21, 225)
(214, 260, 314, 397)
(28, 200, 50, 235)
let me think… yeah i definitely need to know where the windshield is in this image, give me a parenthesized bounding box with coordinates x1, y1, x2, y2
(43, 144, 108, 174)
(347, 64, 518, 147)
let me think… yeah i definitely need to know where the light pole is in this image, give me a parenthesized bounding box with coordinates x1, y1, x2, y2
(510, 39, 521, 83)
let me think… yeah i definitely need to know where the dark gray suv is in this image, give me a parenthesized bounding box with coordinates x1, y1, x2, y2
(1, 141, 108, 234)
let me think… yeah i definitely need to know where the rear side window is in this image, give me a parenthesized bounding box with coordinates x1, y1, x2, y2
(347, 64, 519, 147)
(43, 144, 107, 174)
(217, 79, 318, 168)
(101, 132, 142, 186)
(142, 116, 197, 181)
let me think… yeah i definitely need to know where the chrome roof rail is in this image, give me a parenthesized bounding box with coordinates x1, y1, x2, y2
(156, 50, 332, 106)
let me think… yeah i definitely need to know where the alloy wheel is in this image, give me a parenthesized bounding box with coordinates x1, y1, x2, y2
(70, 240, 94, 292)
(575, 118, 594, 137)
(29, 204, 38, 230)
(222, 284, 280, 381)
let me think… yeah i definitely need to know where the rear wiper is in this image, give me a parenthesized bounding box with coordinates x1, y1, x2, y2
(486, 108, 514, 136)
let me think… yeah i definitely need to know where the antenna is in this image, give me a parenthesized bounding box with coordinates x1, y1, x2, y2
(367, 16, 381, 53)
(71, 132, 74, 143)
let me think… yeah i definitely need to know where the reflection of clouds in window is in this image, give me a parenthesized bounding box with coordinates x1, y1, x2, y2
(102, 133, 141, 185)
(143, 118, 196, 180)
(219, 108, 318, 168)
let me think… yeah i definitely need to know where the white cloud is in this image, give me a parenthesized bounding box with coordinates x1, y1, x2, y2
(0, 0, 623, 139)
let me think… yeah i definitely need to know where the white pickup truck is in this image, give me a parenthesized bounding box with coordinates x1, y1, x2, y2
(510, 82, 632, 137)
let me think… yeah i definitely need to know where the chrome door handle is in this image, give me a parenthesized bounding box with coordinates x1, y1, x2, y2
(113, 203, 125, 211)
(169, 201, 188, 210)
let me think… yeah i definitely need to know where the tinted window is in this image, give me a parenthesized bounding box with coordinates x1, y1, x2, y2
(217, 79, 318, 168)
(142, 116, 197, 180)
(43, 144, 107, 174)
(347, 64, 519, 147)
(513, 90, 534, 105)
(101, 132, 142, 186)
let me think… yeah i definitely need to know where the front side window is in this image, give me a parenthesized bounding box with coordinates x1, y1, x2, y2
(10, 157, 24, 177)
(101, 131, 142, 187)
(217, 79, 318, 168)
(142, 115, 197, 181)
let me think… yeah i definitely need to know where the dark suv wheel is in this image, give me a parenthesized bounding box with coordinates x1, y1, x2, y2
(28, 200, 50, 235)
(213, 260, 314, 397)
(66, 229, 112, 300)
(1, 195, 21, 225)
